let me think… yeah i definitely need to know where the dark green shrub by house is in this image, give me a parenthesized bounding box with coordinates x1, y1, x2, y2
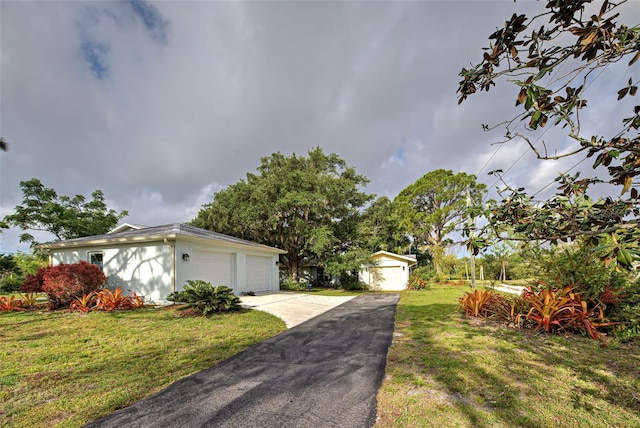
(167, 280, 241, 316)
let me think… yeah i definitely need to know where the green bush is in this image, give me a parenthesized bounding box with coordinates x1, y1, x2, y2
(1, 274, 23, 292)
(407, 273, 430, 291)
(280, 281, 307, 291)
(611, 277, 640, 342)
(339, 275, 367, 290)
(532, 245, 631, 301)
(411, 266, 436, 282)
(167, 280, 240, 316)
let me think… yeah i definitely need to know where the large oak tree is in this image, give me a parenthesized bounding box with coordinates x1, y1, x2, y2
(192, 147, 372, 281)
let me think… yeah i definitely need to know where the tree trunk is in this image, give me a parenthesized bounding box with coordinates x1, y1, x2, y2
(289, 255, 300, 282)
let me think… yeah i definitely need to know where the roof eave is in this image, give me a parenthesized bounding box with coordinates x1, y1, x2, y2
(36, 233, 287, 254)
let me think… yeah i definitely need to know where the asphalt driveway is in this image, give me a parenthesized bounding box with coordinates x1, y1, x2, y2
(85, 293, 399, 428)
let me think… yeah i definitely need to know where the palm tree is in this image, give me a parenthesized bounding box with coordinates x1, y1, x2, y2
(0, 137, 8, 152)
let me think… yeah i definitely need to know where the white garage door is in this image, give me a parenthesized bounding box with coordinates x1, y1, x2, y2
(370, 266, 405, 291)
(191, 250, 234, 288)
(246, 255, 271, 292)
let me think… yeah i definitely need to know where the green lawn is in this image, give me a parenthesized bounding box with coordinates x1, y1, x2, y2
(376, 285, 640, 427)
(0, 306, 286, 427)
(3, 286, 639, 427)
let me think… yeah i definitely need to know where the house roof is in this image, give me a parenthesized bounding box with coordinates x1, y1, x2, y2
(107, 223, 148, 234)
(36, 223, 286, 254)
(370, 251, 418, 267)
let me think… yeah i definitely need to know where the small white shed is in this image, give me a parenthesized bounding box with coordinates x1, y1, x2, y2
(360, 251, 418, 291)
(37, 223, 286, 304)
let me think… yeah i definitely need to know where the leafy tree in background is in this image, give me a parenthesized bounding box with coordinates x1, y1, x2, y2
(0, 137, 8, 152)
(394, 169, 486, 275)
(2, 178, 128, 244)
(192, 147, 372, 282)
(0, 252, 48, 292)
(458, 0, 640, 268)
(357, 196, 409, 254)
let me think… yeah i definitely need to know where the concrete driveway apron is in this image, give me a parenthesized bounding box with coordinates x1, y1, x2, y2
(239, 292, 357, 328)
(85, 293, 399, 428)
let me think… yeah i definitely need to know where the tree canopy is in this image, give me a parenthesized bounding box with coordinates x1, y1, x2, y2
(458, 0, 640, 268)
(2, 178, 128, 244)
(394, 169, 486, 273)
(192, 147, 372, 281)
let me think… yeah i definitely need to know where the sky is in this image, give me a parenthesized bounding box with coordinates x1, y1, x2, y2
(1, 0, 639, 255)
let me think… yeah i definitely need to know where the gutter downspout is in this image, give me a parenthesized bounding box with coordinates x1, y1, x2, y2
(164, 238, 176, 293)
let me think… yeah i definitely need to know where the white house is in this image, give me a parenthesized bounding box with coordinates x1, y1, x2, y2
(36, 223, 286, 303)
(360, 251, 418, 291)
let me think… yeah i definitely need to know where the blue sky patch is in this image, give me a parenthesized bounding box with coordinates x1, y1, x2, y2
(128, 0, 170, 43)
(81, 39, 109, 79)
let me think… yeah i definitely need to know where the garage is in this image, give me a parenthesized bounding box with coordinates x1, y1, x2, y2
(360, 251, 417, 291)
(191, 250, 234, 287)
(368, 265, 404, 291)
(246, 255, 272, 292)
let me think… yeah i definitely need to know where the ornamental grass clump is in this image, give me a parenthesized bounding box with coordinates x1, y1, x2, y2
(167, 280, 241, 316)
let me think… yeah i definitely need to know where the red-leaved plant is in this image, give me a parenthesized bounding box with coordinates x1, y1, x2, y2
(42, 262, 106, 309)
(69, 292, 97, 313)
(20, 267, 47, 293)
(0, 295, 25, 311)
(459, 289, 496, 317)
(72, 287, 146, 312)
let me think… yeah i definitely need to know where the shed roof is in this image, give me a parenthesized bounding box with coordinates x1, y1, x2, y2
(36, 223, 286, 254)
(370, 251, 418, 266)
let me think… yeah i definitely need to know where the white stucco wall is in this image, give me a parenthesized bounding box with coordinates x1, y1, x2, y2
(360, 255, 411, 291)
(50, 239, 281, 304)
(51, 242, 172, 304)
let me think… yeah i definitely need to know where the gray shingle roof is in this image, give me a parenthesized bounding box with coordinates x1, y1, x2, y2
(37, 223, 285, 253)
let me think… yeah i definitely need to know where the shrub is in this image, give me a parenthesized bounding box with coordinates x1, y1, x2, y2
(167, 280, 241, 316)
(484, 293, 531, 324)
(611, 277, 640, 342)
(532, 245, 631, 301)
(338, 275, 367, 290)
(459, 289, 496, 317)
(19, 293, 40, 309)
(411, 266, 436, 282)
(70, 287, 146, 313)
(41, 262, 107, 309)
(518, 286, 617, 341)
(20, 267, 47, 293)
(69, 292, 97, 313)
(280, 281, 307, 291)
(407, 274, 430, 291)
(0, 295, 25, 311)
(1, 274, 23, 292)
(93, 287, 145, 311)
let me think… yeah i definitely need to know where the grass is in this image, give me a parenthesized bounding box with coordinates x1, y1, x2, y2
(4, 285, 639, 427)
(376, 284, 640, 427)
(0, 306, 286, 427)
(306, 286, 368, 296)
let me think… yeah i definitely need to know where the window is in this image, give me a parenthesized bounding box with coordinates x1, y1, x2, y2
(88, 252, 104, 271)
